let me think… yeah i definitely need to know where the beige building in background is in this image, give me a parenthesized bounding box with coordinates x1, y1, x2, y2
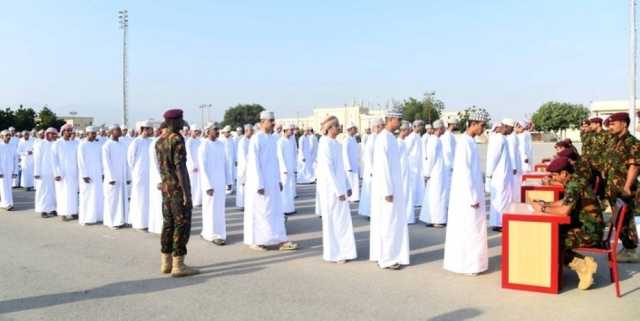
(278, 104, 386, 132)
(62, 115, 94, 129)
(590, 100, 640, 135)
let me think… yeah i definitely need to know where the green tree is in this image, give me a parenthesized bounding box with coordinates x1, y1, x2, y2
(401, 92, 444, 124)
(457, 105, 492, 132)
(14, 105, 37, 131)
(0, 108, 16, 130)
(531, 101, 589, 134)
(222, 104, 265, 129)
(36, 106, 66, 130)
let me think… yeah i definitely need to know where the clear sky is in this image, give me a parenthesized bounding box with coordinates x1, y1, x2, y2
(0, 0, 632, 125)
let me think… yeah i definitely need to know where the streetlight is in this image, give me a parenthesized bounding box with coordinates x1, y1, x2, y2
(199, 104, 213, 125)
(118, 10, 129, 127)
(630, 0, 637, 135)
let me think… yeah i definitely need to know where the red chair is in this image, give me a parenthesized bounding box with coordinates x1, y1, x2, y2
(575, 199, 629, 298)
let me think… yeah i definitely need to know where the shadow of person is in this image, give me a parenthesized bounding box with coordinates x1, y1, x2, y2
(0, 265, 262, 314)
(426, 308, 483, 321)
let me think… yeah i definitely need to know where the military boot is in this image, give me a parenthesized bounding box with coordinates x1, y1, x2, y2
(171, 256, 200, 277)
(161, 253, 172, 274)
(569, 257, 598, 290)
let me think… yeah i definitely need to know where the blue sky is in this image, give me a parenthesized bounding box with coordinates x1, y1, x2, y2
(0, 0, 631, 125)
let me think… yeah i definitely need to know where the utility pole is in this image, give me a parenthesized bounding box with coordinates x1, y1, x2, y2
(199, 104, 212, 126)
(631, 0, 637, 135)
(118, 10, 129, 127)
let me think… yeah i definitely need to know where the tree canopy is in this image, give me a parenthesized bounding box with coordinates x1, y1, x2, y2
(401, 92, 444, 124)
(531, 101, 589, 132)
(222, 104, 265, 129)
(0, 105, 64, 131)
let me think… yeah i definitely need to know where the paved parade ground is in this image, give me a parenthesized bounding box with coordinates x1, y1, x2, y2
(0, 144, 638, 321)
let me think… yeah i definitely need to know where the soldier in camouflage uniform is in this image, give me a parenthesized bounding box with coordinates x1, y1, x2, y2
(532, 157, 603, 290)
(602, 112, 640, 262)
(155, 108, 199, 277)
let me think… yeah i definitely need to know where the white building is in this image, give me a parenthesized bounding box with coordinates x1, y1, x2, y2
(590, 100, 640, 134)
(278, 104, 386, 132)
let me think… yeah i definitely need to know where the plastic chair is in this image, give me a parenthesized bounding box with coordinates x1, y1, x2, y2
(575, 199, 628, 298)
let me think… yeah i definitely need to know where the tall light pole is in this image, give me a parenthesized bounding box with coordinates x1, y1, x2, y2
(199, 104, 213, 126)
(118, 10, 129, 127)
(631, 0, 637, 135)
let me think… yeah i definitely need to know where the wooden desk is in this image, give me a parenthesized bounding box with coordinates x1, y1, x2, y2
(521, 181, 564, 203)
(534, 163, 548, 172)
(502, 203, 571, 294)
(521, 172, 550, 183)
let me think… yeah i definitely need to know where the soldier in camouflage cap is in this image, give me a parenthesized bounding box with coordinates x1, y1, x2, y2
(602, 112, 640, 262)
(155, 108, 199, 277)
(531, 157, 603, 290)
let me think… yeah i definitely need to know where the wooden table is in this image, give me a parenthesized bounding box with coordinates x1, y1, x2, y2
(521, 172, 550, 184)
(534, 163, 548, 172)
(501, 203, 571, 294)
(521, 181, 564, 203)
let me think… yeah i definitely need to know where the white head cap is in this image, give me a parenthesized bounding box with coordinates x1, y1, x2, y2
(138, 120, 153, 129)
(385, 103, 404, 118)
(347, 121, 357, 129)
(400, 120, 411, 130)
(45, 127, 58, 134)
(432, 120, 445, 129)
(371, 118, 384, 127)
(190, 124, 200, 131)
(0, 130, 9, 136)
(85, 126, 96, 133)
(287, 123, 296, 130)
(502, 118, 515, 127)
(260, 110, 275, 120)
(413, 120, 425, 127)
(108, 124, 121, 131)
(424, 124, 432, 129)
(243, 123, 253, 130)
(517, 120, 528, 128)
(221, 125, 231, 133)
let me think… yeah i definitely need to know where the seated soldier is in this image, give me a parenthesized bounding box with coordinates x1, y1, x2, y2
(531, 157, 605, 290)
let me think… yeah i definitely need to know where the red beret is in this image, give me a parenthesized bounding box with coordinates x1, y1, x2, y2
(589, 117, 603, 125)
(557, 148, 578, 161)
(163, 108, 183, 119)
(555, 140, 571, 148)
(608, 112, 630, 124)
(547, 157, 573, 173)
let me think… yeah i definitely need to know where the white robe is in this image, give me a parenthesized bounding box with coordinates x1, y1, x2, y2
(506, 133, 522, 202)
(147, 138, 164, 234)
(443, 133, 488, 274)
(398, 137, 416, 224)
(17, 138, 35, 188)
(0, 142, 18, 208)
(405, 132, 424, 207)
(297, 134, 317, 183)
(244, 131, 288, 246)
(419, 135, 447, 224)
(199, 138, 231, 241)
(236, 136, 250, 208)
(51, 139, 79, 216)
(9, 137, 19, 187)
(77, 139, 103, 224)
(486, 134, 513, 228)
(358, 133, 376, 217)
(277, 136, 296, 214)
(342, 135, 360, 202)
(370, 129, 410, 268)
(127, 137, 151, 229)
(317, 136, 357, 262)
(517, 131, 533, 172)
(186, 137, 202, 207)
(34, 140, 56, 213)
(221, 135, 237, 191)
(289, 134, 298, 199)
(440, 130, 456, 213)
(102, 139, 129, 228)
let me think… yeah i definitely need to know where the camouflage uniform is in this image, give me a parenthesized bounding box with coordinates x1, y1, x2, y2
(156, 132, 193, 256)
(603, 131, 640, 249)
(561, 175, 605, 262)
(582, 130, 609, 198)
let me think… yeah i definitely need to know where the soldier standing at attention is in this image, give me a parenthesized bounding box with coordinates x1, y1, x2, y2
(156, 109, 199, 277)
(603, 112, 640, 262)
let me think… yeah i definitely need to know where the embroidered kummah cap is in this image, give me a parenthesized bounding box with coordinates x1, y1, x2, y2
(517, 120, 528, 128)
(287, 123, 296, 130)
(371, 118, 384, 126)
(468, 110, 489, 122)
(384, 103, 404, 118)
(243, 124, 253, 130)
(413, 120, 425, 127)
(400, 120, 411, 130)
(0, 130, 9, 136)
(45, 127, 58, 134)
(608, 112, 630, 124)
(85, 126, 96, 133)
(346, 121, 357, 129)
(432, 120, 444, 129)
(589, 117, 603, 125)
(190, 124, 200, 131)
(547, 157, 572, 173)
(108, 124, 121, 131)
(221, 125, 231, 133)
(424, 124, 432, 129)
(259, 110, 275, 120)
(501, 118, 515, 127)
(163, 108, 183, 119)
